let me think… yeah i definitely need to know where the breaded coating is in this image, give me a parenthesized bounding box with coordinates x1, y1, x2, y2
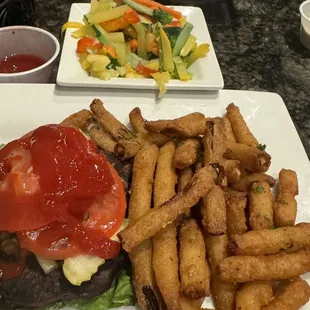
(129, 107, 147, 133)
(223, 159, 242, 184)
(152, 142, 180, 310)
(226, 195, 248, 237)
(262, 277, 310, 310)
(236, 282, 273, 310)
(127, 144, 160, 310)
(203, 120, 226, 165)
(274, 169, 298, 227)
(226, 103, 258, 147)
(180, 297, 204, 310)
(60, 109, 93, 129)
(249, 181, 274, 230)
(230, 173, 276, 192)
(145, 113, 206, 137)
(205, 234, 236, 310)
(226, 142, 271, 173)
(90, 99, 133, 140)
(179, 218, 211, 299)
(88, 127, 117, 154)
(222, 116, 236, 143)
(230, 224, 310, 255)
(119, 166, 216, 252)
(173, 139, 201, 170)
(201, 185, 227, 235)
(178, 168, 193, 192)
(218, 251, 310, 283)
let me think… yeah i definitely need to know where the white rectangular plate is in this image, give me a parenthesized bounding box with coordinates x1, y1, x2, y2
(56, 4, 224, 91)
(1, 84, 310, 309)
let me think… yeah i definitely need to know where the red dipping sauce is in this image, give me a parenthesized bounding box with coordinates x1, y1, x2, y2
(0, 54, 46, 74)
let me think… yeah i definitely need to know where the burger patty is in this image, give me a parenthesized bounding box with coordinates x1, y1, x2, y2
(0, 153, 133, 309)
(0, 251, 130, 309)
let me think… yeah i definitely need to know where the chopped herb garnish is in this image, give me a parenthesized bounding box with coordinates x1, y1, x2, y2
(257, 143, 266, 151)
(84, 212, 90, 221)
(253, 186, 265, 193)
(271, 225, 276, 229)
(0, 143, 5, 149)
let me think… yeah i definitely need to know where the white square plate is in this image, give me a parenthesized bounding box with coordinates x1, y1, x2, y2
(56, 4, 224, 91)
(1, 84, 309, 309)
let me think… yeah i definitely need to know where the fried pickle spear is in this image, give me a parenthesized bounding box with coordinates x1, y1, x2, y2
(61, 109, 93, 129)
(88, 127, 117, 154)
(273, 169, 298, 227)
(226, 142, 271, 173)
(145, 113, 206, 137)
(226, 195, 248, 237)
(230, 173, 276, 192)
(249, 181, 274, 230)
(119, 166, 216, 252)
(201, 185, 226, 235)
(230, 224, 310, 255)
(205, 234, 236, 310)
(152, 142, 180, 310)
(218, 251, 310, 283)
(90, 99, 133, 140)
(236, 282, 273, 310)
(127, 144, 160, 310)
(203, 120, 226, 164)
(262, 277, 310, 310)
(173, 139, 201, 170)
(226, 103, 258, 147)
(179, 218, 211, 299)
(129, 107, 147, 133)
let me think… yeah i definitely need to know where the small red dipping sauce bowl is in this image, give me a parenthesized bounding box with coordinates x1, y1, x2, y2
(0, 26, 60, 83)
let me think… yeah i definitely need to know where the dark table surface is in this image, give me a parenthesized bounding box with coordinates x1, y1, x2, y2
(32, 0, 310, 157)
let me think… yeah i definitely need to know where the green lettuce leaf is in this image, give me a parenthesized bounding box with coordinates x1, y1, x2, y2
(42, 270, 135, 310)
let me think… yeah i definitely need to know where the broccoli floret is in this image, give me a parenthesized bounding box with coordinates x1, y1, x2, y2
(153, 9, 173, 25)
(163, 27, 182, 48)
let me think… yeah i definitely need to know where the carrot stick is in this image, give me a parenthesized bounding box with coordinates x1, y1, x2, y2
(133, 0, 182, 19)
(128, 39, 138, 52)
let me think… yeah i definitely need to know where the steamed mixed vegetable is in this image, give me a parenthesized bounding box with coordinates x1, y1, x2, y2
(63, 0, 210, 96)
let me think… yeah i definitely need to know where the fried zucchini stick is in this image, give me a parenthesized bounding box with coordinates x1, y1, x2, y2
(262, 277, 310, 310)
(61, 109, 93, 129)
(129, 107, 147, 133)
(249, 181, 274, 230)
(226, 195, 248, 237)
(223, 159, 242, 184)
(226, 103, 258, 147)
(178, 168, 193, 192)
(145, 113, 206, 137)
(88, 127, 117, 154)
(201, 185, 226, 235)
(236, 282, 273, 310)
(230, 224, 310, 255)
(226, 142, 271, 173)
(273, 169, 298, 227)
(205, 234, 236, 310)
(218, 251, 310, 283)
(222, 116, 236, 143)
(230, 173, 276, 192)
(180, 297, 204, 310)
(152, 142, 180, 310)
(90, 99, 133, 140)
(173, 139, 201, 170)
(128, 144, 160, 310)
(179, 218, 211, 299)
(119, 166, 216, 252)
(203, 120, 226, 164)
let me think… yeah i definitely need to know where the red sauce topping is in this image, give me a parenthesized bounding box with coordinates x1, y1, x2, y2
(0, 125, 126, 270)
(0, 54, 46, 74)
